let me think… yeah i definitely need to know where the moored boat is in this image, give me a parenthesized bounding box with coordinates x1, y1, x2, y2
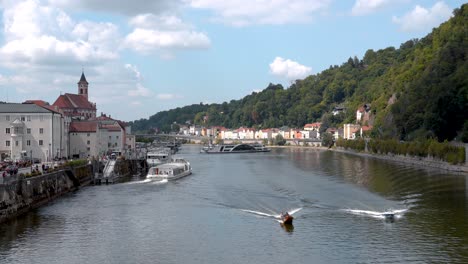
(201, 143, 270, 154)
(146, 148, 171, 167)
(146, 157, 192, 181)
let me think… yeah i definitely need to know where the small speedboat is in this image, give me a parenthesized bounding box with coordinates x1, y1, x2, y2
(280, 213, 294, 225)
(382, 213, 395, 221)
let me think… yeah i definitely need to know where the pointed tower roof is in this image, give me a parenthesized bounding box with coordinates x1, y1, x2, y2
(78, 71, 88, 84)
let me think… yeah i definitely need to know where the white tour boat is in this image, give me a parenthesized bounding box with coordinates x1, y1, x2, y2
(146, 148, 171, 167)
(146, 157, 192, 181)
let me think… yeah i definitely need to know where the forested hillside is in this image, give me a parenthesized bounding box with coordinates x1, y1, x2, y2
(130, 3, 467, 142)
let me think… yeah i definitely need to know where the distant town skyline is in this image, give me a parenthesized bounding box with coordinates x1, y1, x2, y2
(0, 0, 464, 121)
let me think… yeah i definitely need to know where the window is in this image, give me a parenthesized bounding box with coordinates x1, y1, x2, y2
(87, 147, 90, 151)
(108, 143, 111, 147)
(87, 140, 90, 145)
(21, 116, 25, 121)
(116, 136, 119, 139)
(87, 133, 90, 137)
(5, 115, 10, 121)
(40, 128, 44, 134)
(39, 140, 43, 146)
(27, 128, 31, 134)
(15, 141, 18, 146)
(27, 116, 31, 121)
(6, 140, 10, 147)
(5, 128, 10, 134)
(27, 140, 31, 146)
(109, 136, 111, 139)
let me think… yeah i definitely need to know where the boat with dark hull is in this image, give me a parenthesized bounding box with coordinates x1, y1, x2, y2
(201, 143, 270, 154)
(280, 212, 294, 225)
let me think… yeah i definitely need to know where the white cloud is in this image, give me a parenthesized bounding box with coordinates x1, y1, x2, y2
(392, 2, 452, 32)
(125, 13, 210, 55)
(189, 0, 331, 26)
(129, 14, 190, 30)
(0, 0, 120, 69)
(351, 0, 392, 16)
(124, 28, 210, 53)
(269, 57, 312, 80)
(47, 0, 181, 16)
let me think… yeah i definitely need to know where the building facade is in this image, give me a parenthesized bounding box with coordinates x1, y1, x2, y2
(0, 103, 64, 162)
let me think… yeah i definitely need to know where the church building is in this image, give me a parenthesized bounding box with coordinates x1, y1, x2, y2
(52, 72, 97, 120)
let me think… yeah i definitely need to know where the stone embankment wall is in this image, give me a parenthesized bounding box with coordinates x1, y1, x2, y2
(0, 165, 93, 224)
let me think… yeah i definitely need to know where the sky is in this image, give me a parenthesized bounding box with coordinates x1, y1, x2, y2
(0, 0, 464, 121)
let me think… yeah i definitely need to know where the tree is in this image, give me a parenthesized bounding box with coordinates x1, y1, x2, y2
(461, 121, 468, 143)
(273, 134, 286, 146)
(322, 133, 334, 148)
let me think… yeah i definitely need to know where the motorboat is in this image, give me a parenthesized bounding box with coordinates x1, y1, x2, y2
(146, 148, 171, 167)
(201, 143, 271, 154)
(146, 157, 192, 181)
(280, 212, 294, 225)
(382, 213, 395, 221)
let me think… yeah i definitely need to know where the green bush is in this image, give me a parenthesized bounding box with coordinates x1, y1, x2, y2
(64, 159, 88, 167)
(341, 137, 465, 164)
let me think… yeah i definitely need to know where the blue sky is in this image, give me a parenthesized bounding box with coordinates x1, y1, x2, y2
(0, 0, 464, 121)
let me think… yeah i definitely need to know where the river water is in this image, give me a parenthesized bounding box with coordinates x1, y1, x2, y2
(1, 145, 467, 263)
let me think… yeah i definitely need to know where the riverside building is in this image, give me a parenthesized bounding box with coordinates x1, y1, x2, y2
(0, 103, 65, 162)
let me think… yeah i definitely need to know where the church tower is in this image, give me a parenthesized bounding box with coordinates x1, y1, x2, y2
(78, 71, 89, 100)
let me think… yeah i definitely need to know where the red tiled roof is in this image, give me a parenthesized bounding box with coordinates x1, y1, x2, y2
(305, 122, 321, 128)
(53, 93, 95, 110)
(23, 100, 49, 106)
(69, 121, 97, 132)
(102, 124, 122, 132)
(361, 125, 373, 131)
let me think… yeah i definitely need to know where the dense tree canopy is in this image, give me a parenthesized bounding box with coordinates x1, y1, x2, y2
(129, 4, 468, 142)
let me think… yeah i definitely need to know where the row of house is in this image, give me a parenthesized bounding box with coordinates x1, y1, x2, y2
(0, 72, 135, 162)
(179, 123, 323, 141)
(178, 103, 373, 142)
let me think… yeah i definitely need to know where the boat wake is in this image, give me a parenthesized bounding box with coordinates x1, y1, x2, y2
(342, 208, 408, 220)
(151, 179, 168, 185)
(125, 179, 168, 185)
(241, 207, 303, 223)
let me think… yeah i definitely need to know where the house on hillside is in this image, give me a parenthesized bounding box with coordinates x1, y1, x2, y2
(344, 124, 361, 139)
(356, 104, 371, 124)
(332, 105, 346, 116)
(237, 127, 256, 139)
(257, 129, 272, 140)
(304, 122, 321, 131)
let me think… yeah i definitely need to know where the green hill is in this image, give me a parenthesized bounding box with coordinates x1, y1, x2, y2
(130, 3, 468, 142)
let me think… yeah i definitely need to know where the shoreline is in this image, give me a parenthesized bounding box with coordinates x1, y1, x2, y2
(268, 145, 468, 174)
(188, 143, 467, 174)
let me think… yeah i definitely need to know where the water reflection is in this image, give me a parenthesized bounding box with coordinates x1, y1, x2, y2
(280, 223, 294, 233)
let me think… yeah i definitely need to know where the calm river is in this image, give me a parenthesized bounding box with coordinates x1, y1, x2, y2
(1, 145, 467, 263)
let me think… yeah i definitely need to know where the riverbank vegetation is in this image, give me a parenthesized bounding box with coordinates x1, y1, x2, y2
(336, 138, 465, 165)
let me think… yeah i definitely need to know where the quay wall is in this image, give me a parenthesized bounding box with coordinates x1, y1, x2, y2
(0, 165, 93, 224)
